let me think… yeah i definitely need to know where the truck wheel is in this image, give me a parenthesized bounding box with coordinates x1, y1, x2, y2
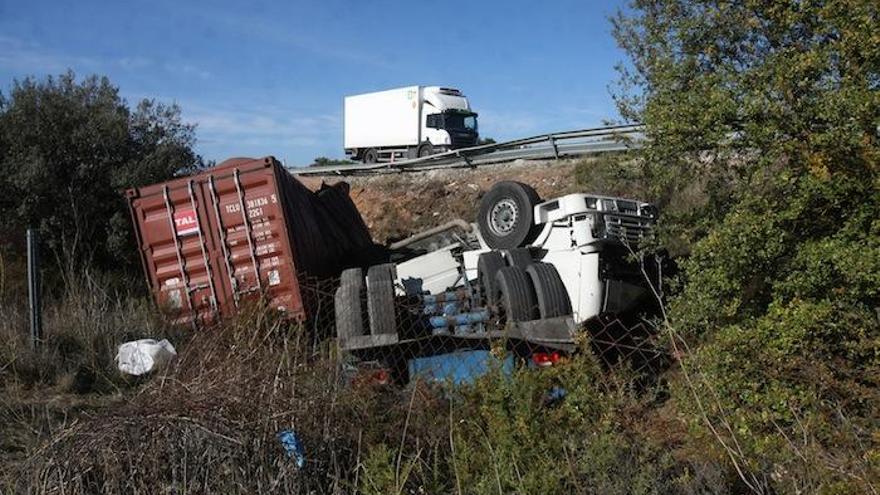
(367, 264, 397, 335)
(504, 247, 533, 268)
(362, 148, 378, 164)
(477, 181, 542, 250)
(367, 281, 396, 335)
(494, 266, 539, 323)
(478, 251, 506, 306)
(525, 263, 572, 318)
(417, 142, 434, 158)
(335, 269, 365, 341)
(341, 267, 363, 287)
(367, 263, 396, 284)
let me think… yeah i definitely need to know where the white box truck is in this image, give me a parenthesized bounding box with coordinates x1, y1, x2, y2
(344, 86, 479, 163)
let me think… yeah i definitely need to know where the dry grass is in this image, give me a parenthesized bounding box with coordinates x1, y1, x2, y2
(6, 306, 448, 493)
(0, 267, 176, 485)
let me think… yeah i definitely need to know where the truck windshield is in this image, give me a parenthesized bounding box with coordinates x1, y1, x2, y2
(444, 113, 478, 132)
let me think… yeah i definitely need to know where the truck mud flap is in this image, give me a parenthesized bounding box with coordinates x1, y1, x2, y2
(505, 316, 577, 352)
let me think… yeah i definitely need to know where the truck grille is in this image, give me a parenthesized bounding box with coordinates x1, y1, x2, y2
(602, 214, 653, 246)
(450, 133, 476, 148)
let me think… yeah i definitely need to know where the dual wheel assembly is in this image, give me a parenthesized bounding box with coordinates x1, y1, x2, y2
(477, 250, 572, 327)
(334, 263, 397, 341)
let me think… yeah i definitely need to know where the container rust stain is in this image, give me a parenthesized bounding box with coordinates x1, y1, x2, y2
(127, 156, 382, 327)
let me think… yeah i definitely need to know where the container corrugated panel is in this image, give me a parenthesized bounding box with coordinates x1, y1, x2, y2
(127, 156, 381, 326)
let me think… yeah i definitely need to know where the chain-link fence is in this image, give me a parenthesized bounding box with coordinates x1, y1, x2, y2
(300, 264, 671, 388)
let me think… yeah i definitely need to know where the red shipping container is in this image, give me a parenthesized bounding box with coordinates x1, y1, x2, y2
(126, 156, 381, 326)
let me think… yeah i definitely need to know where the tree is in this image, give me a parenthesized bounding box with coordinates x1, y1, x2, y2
(0, 72, 202, 276)
(311, 156, 354, 167)
(612, 1, 879, 490)
(612, 0, 878, 222)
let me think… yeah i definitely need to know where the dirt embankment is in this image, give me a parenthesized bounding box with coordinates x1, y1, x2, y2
(298, 158, 586, 243)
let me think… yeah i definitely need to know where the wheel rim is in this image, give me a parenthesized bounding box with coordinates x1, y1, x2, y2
(418, 146, 431, 157)
(488, 198, 518, 236)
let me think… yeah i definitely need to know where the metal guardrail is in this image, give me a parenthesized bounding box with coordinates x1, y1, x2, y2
(291, 124, 645, 176)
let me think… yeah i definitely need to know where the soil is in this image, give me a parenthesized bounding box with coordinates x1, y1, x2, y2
(297, 158, 587, 243)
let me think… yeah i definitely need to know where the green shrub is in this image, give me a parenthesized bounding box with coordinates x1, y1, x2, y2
(611, 0, 880, 490)
(0, 72, 202, 275)
(441, 353, 682, 494)
(662, 171, 880, 492)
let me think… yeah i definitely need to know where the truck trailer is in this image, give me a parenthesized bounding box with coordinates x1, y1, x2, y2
(344, 86, 479, 163)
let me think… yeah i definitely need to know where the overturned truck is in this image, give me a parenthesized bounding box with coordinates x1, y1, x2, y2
(336, 180, 660, 384)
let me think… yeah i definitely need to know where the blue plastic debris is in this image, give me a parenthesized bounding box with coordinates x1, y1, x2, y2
(408, 350, 514, 385)
(543, 386, 568, 407)
(277, 429, 306, 468)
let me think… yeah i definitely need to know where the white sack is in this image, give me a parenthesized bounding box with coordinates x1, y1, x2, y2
(116, 339, 177, 376)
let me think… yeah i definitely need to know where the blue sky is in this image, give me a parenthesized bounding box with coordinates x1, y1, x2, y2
(0, 0, 630, 166)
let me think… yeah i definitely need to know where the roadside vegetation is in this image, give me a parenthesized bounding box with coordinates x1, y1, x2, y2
(1, 0, 878, 493)
(610, 1, 879, 491)
(312, 156, 356, 167)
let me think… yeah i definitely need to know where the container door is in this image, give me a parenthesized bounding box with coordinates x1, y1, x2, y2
(131, 179, 223, 326)
(202, 165, 306, 320)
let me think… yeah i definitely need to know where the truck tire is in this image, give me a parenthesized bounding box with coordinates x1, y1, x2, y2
(335, 281, 364, 341)
(367, 263, 396, 285)
(362, 148, 378, 164)
(504, 247, 533, 268)
(494, 266, 539, 323)
(367, 264, 397, 335)
(477, 181, 542, 250)
(367, 281, 396, 335)
(525, 263, 572, 319)
(478, 251, 506, 306)
(340, 267, 363, 288)
(417, 142, 434, 158)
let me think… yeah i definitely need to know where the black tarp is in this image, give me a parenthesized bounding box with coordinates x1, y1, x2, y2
(271, 160, 386, 278)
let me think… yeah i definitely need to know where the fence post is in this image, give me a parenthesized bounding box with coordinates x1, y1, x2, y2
(27, 228, 42, 350)
(549, 135, 559, 159)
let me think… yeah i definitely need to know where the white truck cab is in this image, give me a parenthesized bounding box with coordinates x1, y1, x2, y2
(396, 190, 656, 323)
(344, 86, 479, 163)
(420, 87, 478, 150)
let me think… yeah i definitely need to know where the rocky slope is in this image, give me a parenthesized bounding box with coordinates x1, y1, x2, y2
(299, 158, 586, 243)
